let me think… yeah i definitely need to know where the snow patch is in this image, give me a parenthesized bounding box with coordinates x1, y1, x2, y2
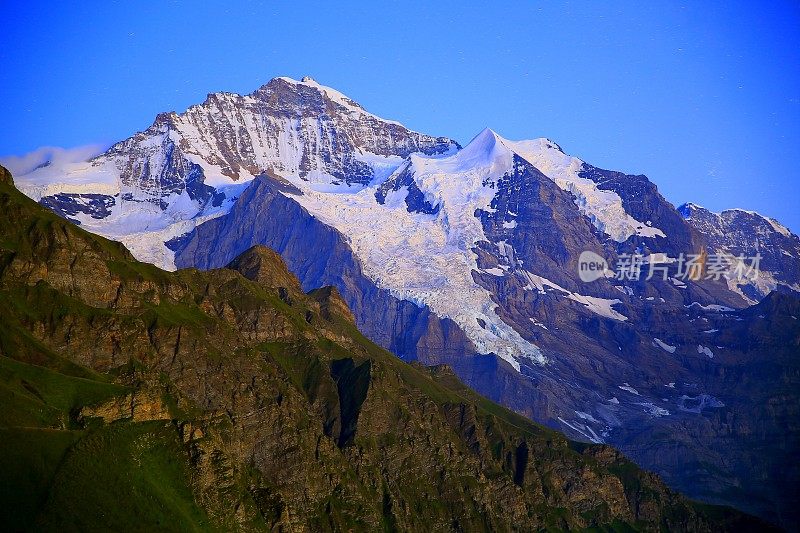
(678, 394, 725, 413)
(519, 270, 627, 321)
(686, 302, 735, 312)
(529, 318, 549, 330)
(653, 338, 677, 354)
(557, 417, 604, 444)
(638, 402, 670, 417)
(575, 411, 602, 424)
(697, 345, 715, 358)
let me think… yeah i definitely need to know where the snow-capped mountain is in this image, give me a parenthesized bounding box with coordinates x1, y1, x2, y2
(13, 77, 800, 525)
(16, 76, 457, 268)
(678, 202, 800, 301)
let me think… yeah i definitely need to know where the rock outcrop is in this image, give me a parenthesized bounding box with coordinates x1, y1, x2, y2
(679, 202, 800, 301)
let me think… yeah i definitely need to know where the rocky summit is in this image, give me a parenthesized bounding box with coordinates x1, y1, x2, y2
(10, 77, 800, 529)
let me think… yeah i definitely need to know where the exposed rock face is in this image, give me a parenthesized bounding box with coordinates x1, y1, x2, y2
(15, 78, 800, 528)
(39, 193, 116, 221)
(104, 76, 457, 188)
(308, 286, 356, 324)
(227, 245, 304, 293)
(578, 164, 701, 257)
(375, 161, 442, 215)
(475, 154, 612, 290)
(171, 139, 799, 528)
(679, 202, 800, 301)
(15, 77, 459, 267)
(0, 166, 769, 531)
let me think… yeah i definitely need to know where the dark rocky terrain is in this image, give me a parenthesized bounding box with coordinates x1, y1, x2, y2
(2, 164, 777, 531)
(173, 161, 800, 529)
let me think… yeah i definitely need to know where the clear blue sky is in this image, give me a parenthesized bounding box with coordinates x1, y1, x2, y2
(1, 1, 798, 230)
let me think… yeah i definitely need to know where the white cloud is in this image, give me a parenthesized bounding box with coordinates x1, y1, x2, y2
(0, 144, 107, 176)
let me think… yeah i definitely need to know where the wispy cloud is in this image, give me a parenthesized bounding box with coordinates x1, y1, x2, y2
(0, 144, 107, 176)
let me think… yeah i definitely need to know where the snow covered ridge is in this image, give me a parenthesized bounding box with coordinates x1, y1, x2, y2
(276, 76, 404, 127)
(13, 76, 458, 268)
(502, 137, 667, 242)
(679, 202, 795, 238)
(678, 202, 800, 302)
(9, 76, 798, 372)
(283, 128, 547, 370)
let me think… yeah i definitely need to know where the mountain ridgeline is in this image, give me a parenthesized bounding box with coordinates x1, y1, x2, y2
(0, 165, 772, 531)
(11, 76, 800, 528)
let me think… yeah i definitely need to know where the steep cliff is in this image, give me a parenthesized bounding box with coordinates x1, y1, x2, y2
(0, 165, 770, 531)
(172, 134, 800, 526)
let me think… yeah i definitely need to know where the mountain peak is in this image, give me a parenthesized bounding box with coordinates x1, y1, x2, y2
(470, 127, 504, 145)
(226, 245, 302, 291)
(308, 285, 356, 324)
(680, 203, 794, 237)
(450, 127, 515, 171)
(677, 202, 707, 217)
(722, 208, 794, 237)
(457, 129, 567, 168)
(267, 76, 365, 108)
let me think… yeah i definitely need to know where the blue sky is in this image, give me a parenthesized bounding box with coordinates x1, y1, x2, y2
(1, 1, 798, 230)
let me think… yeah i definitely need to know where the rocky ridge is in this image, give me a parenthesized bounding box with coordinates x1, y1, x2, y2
(678, 202, 800, 301)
